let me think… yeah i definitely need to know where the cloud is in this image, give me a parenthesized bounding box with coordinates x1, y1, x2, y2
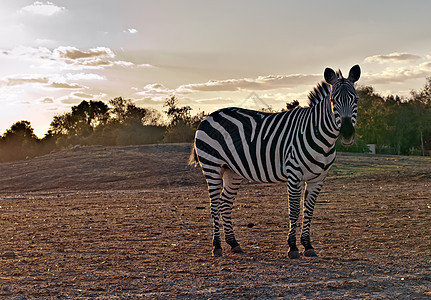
(57, 91, 109, 105)
(177, 74, 321, 92)
(134, 83, 213, 107)
(52, 46, 152, 69)
(194, 97, 235, 105)
(0, 75, 49, 87)
(141, 83, 173, 93)
(420, 61, 431, 69)
(60, 97, 83, 105)
(362, 62, 431, 85)
(1, 46, 52, 60)
(364, 52, 422, 64)
(133, 74, 322, 106)
(40, 97, 54, 104)
(135, 83, 176, 100)
(125, 28, 138, 34)
(1, 46, 153, 71)
(52, 46, 116, 69)
(0, 74, 94, 89)
(360, 52, 431, 86)
(19, 1, 65, 16)
(35, 38, 57, 47)
(53, 46, 114, 60)
(138, 63, 153, 68)
(71, 92, 94, 99)
(134, 97, 164, 107)
(114, 60, 135, 67)
(64, 73, 105, 81)
(49, 82, 83, 89)
(134, 83, 197, 104)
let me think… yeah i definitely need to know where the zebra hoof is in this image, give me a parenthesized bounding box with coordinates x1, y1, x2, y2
(212, 248, 223, 257)
(304, 249, 318, 257)
(288, 250, 300, 259)
(231, 245, 244, 254)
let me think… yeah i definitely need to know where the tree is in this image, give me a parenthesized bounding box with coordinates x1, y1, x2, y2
(355, 86, 391, 152)
(72, 100, 109, 128)
(97, 97, 165, 145)
(49, 112, 75, 136)
(109, 97, 130, 124)
(48, 100, 109, 137)
(163, 96, 206, 143)
(0, 121, 40, 162)
(354, 83, 431, 155)
(386, 101, 417, 155)
(108, 97, 161, 126)
(142, 108, 163, 126)
(410, 77, 431, 155)
(285, 100, 300, 111)
(163, 95, 193, 126)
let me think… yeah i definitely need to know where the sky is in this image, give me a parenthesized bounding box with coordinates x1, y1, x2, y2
(1, 1, 431, 137)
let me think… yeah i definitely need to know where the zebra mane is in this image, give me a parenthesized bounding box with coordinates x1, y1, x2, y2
(307, 81, 331, 107)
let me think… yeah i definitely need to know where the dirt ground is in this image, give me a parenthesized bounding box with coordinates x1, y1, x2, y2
(0, 144, 430, 299)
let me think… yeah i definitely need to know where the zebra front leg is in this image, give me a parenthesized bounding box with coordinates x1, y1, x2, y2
(301, 181, 323, 257)
(220, 169, 244, 254)
(287, 180, 304, 259)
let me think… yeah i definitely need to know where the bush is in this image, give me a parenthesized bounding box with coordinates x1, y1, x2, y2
(163, 121, 196, 143)
(335, 137, 371, 153)
(113, 125, 165, 145)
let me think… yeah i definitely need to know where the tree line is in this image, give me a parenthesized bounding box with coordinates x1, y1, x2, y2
(353, 78, 431, 155)
(1, 78, 431, 162)
(0, 96, 204, 162)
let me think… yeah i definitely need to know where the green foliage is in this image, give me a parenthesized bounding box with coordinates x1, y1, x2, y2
(0, 95, 207, 162)
(109, 97, 161, 126)
(49, 100, 109, 137)
(258, 106, 276, 113)
(0, 121, 42, 162)
(163, 96, 206, 143)
(163, 121, 196, 143)
(164, 96, 192, 126)
(282, 100, 300, 111)
(335, 138, 371, 153)
(355, 80, 431, 155)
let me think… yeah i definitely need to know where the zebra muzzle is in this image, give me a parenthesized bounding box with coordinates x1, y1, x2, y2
(340, 117, 355, 146)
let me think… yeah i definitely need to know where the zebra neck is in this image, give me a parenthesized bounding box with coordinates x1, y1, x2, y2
(310, 96, 339, 149)
(325, 96, 339, 135)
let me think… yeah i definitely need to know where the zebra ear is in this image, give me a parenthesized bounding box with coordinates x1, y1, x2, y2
(324, 68, 337, 85)
(348, 65, 361, 83)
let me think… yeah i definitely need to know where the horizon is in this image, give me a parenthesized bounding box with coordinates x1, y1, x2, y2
(1, 1, 431, 138)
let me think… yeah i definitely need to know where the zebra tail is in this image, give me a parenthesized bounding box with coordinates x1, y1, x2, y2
(188, 143, 199, 167)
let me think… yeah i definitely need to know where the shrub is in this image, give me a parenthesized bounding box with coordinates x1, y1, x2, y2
(163, 121, 196, 143)
(335, 137, 371, 153)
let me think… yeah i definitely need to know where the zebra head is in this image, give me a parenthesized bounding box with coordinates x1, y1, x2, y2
(324, 65, 361, 146)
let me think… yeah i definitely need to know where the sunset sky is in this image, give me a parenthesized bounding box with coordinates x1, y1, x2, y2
(1, 1, 431, 137)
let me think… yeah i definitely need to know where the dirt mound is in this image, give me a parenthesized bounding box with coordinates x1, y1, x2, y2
(0, 144, 203, 193)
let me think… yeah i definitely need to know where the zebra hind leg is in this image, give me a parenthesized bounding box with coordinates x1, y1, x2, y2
(220, 168, 244, 254)
(202, 167, 224, 256)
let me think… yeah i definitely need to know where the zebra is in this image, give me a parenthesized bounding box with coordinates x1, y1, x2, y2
(189, 65, 361, 258)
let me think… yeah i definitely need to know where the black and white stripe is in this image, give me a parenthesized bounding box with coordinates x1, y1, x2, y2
(190, 65, 361, 258)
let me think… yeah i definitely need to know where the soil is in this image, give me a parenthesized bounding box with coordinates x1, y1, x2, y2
(0, 144, 430, 299)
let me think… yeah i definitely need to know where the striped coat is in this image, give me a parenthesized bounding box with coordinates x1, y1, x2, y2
(190, 65, 361, 258)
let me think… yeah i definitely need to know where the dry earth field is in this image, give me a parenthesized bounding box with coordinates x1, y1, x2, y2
(0, 144, 430, 299)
